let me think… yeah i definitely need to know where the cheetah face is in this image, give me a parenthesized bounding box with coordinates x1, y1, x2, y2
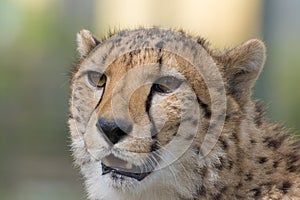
(71, 49, 204, 186)
(69, 29, 217, 191)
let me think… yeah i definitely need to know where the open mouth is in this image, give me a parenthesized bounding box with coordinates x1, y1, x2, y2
(101, 154, 152, 181)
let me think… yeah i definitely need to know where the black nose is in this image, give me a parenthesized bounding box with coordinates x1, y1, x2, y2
(96, 118, 131, 144)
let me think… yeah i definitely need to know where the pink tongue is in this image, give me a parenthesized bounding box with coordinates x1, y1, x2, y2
(102, 154, 128, 169)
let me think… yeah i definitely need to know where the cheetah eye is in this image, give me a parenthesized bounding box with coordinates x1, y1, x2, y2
(87, 71, 106, 88)
(153, 76, 182, 93)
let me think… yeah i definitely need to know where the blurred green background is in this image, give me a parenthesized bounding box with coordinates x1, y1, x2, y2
(0, 0, 299, 199)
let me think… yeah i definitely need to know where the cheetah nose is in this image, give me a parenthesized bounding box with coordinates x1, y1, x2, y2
(96, 118, 132, 144)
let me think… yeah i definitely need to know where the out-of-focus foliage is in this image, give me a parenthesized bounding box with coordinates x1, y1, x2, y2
(254, 0, 300, 136)
(0, 0, 94, 199)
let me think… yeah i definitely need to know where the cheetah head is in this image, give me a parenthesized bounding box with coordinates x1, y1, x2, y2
(69, 28, 265, 199)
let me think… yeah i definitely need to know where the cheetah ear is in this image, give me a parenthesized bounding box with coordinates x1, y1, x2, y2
(222, 39, 266, 104)
(76, 29, 100, 58)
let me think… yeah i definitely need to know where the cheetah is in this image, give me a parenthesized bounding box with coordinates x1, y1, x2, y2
(69, 28, 300, 200)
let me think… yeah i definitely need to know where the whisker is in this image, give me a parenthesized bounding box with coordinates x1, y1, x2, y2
(151, 148, 180, 189)
(150, 151, 169, 185)
(156, 144, 190, 184)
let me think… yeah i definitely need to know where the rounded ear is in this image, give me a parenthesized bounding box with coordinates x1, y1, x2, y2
(219, 39, 266, 104)
(76, 29, 100, 58)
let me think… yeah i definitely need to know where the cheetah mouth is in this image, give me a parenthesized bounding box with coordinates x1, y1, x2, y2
(101, 154, 152, 181)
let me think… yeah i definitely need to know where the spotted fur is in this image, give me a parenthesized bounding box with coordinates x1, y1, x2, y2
(69, 28, 300, 200)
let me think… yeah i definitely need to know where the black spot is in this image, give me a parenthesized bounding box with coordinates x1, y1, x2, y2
(235, 182, 243, 189)
(287, 152, 298, 163)
(225, 112, 233, 121)
(196, 37, 207, 47)
(196, 97, 211, 118)
(107, 43, 115, 55)
(192, 119, 198, 126)
(253, 100, 265, 126)
(287, 165, 297, 173)
(245, 173, 253, 181)
(227, 160, 234, 170)
(258, 157, 268, 164)
(178, 29, 185, 35)
(200, 167, 208, 178)
(214, 156, 225, 170)
(136, 34, 143, 40)
(126, 52, 134, 65)
(101, 54, 108, 64)
(273, 161, 279, 168)
(220, 139, 228, 150)
(196, 185, 206, 196)
(142, 41, 150, 48)
(212, 193, 222, 200)
(279, 181, 292, 194)
(265, 138, 284, 149)
(230, 131, 240, 142)
(185, 134, 194, 141)
(181, 116, 193, 123)
(286, 153, 299, 172)
(75, 116, 81, 123)
(251, 188, 261, 197)
(114, 38, 122, 45)
(263, 181, 273, 189)
(214, 163, 223, 170)
(73, 95, 79, 101)
(250, 139, 256, 144)
(209, 122, 217, 130)
(214, 184, 228, 194)
(155, 41, 165, 49)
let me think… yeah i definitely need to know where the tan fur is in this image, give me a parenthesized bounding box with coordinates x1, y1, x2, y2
(69, 28, 300, 200)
